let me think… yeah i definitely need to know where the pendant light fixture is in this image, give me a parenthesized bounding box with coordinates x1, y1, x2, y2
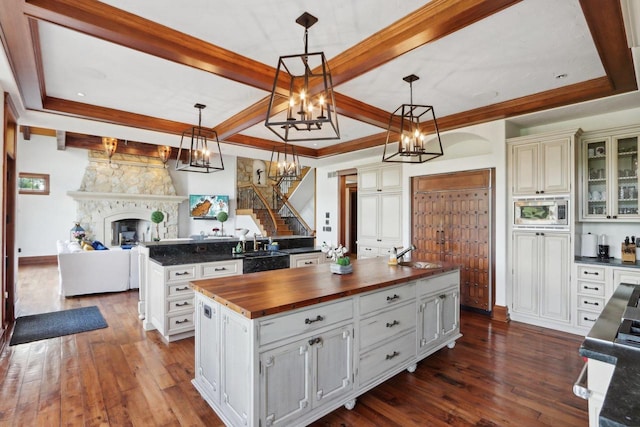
(176, 103, 224, 173)
(102, 137, 118, 163)
(157, 145, 172, 167)
(268, 142, 301, 182)
(264, 12, 339, 143)
(382, 74, 443, 164)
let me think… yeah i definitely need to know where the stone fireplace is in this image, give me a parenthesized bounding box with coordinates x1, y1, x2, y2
(68, 150, 186, 245)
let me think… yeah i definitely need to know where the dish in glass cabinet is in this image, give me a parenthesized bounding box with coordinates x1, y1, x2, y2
(596, 146, 606, 155)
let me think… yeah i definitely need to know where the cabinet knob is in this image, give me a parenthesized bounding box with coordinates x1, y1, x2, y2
(308, 337, 322, 346)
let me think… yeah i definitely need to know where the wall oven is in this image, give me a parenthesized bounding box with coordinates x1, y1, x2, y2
(513, 198, 568, 228)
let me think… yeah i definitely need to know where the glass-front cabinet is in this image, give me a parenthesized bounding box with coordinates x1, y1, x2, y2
(582, 133, 639, 221)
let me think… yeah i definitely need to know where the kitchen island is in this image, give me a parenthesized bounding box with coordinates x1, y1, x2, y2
(190, 257, 461, 426)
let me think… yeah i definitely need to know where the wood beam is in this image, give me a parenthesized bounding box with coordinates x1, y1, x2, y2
(55, 130, 65, 150)
(20, 125, 31, 141)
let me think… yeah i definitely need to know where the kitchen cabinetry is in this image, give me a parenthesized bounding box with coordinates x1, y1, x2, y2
(145, 259, 242, 342)
(512, 231, 570, 325)
(191, 266, 460, 427)
(357, 164, 402, 259)
(580, 127, 640, 221)
(587, 359, 615, 427)
(510, 137, 571, 196)
(290, 252, 326, 268)
(417, 272, 460, 356)
(575, 264, 609, 331)
(412, 169, 493, 311)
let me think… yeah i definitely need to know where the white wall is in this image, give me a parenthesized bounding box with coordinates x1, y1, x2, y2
(16, 135, 88, 257)
(289, 169, 316, 231)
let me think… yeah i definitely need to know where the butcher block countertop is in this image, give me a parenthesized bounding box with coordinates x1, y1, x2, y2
(190, 257, 459, 319)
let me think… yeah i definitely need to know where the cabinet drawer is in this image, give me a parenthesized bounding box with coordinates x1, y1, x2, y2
(168, 282, 193, 296)
(200, 260, 241, 278)
(167, 296, 194, 314)
(359, 283, 415, 316)
(577, 265, 606, 281)
(360, 303, 416, 350)
(167, 311, 194, 333)
(577, 280, 605, 296)
(577, 309, 600, 328)
(358, 246, 379, 259)
(290, 253, 323, 268)
(359, 331, 416, 387)
(578, 295, 605, 312)
(258, 299, 353, 346)
(166, 265, 196, 282)
(417, 271, 460, 296)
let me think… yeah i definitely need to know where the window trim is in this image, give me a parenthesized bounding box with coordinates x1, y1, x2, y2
(18, 172, 50, 195)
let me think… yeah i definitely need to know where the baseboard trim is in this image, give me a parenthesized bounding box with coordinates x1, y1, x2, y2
(18, 255, 57, 266)
(491, 305, 510, 322)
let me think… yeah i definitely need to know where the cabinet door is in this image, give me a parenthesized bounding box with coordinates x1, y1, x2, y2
(583, 138, 609, 220)
(358, 168, 379, 192)
(260, 340, 311, 426)
(540, 138, 570, 194)
(196, 298, 220, 404)
(221, 311, 251, 426)
(539, 233, 570, 322)
(613, 135, 639, 218)
(312, 326, 353, 405)
(412, 192, 443, 262)
(379, 192, 402, 243)
(440, 288, 459, 339)
(358, 193, 379, 242)
(512, 231, 539, 315)
(417, 296, 440, 352)
(379, 165, 402, 192)
(512, 143, 539, 196)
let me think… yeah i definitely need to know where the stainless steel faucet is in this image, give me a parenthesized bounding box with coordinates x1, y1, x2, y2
(397, 244, 416, 260)
(253, 233, 262, 251)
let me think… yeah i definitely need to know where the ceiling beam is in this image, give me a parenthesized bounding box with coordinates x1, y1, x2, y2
(56, 130, 65, 150)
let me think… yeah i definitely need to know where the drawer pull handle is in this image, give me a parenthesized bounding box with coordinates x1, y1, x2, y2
(175, 302, 190, 307)
(175, 318, 190, 324)
(439, 294, 446, 300)
(385, 351, 399, 360)
(584, 271, 599, 276)
(175, 271, 191, 276)
(175, 286, 190, 291)
(386, 320, 400, 328)
(304, 261, 313, 265)
(386, 294, 400, 302)
(308, 337, 322, 346)
(584, 301, 600, 306)
(214, 267, 227, 271)
(305, 315, 324, 324)
(583, 285, 599, 290)
(584, 316, 597, 322)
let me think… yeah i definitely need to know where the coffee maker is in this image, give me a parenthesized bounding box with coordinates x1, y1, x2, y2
(598, 234, 610, 260)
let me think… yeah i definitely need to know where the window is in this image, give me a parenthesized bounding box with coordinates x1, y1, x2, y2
(18, 173, 50, 195)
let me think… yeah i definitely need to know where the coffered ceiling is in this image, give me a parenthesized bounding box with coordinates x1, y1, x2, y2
(0, 0, 638, 160)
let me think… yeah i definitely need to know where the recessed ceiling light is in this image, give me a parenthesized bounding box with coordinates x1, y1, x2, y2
(77, 92, 86, 97)
(555, 73, 568, 80)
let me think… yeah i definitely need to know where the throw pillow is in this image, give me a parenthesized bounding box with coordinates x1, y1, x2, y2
(68, 241, 83, 253)
(82, 242, 95, 251)
(91, 240, 108, 250)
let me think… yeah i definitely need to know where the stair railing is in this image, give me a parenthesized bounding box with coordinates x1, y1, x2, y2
(237, 183, 278, 235)
(272, 185, 314, 236)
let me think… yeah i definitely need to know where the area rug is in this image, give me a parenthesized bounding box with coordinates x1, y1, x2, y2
(10, 306, 108, 346)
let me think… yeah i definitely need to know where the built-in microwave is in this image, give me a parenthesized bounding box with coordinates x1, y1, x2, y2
(513, 199, 568, 227)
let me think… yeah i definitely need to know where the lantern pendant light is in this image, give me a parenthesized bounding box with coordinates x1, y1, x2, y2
(176, 103, 224, 173)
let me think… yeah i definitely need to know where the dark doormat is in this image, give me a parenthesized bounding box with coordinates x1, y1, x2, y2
(10, 306, 108, 346)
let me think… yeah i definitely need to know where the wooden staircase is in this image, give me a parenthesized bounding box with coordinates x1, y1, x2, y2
(237, 208, 294, 237)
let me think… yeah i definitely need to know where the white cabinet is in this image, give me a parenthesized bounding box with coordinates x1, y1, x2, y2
(145, 259, 242, 342)
(357, 163, 402, 259)
(417, 271, 460, 356)
(512, 231, 571, 325)
(192, 269, 460, 427)
(259, 324, 353, 426)
(290, 252, 326, 268)
(587, 359, 615, 427)
(575, 264, 609, 331)
(580, 128, 640, 221)
(358, 164, 402, 193)
(510, 138, 571, 196)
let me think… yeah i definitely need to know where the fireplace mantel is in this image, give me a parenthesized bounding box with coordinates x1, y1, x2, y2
(67, 191, 187, 203)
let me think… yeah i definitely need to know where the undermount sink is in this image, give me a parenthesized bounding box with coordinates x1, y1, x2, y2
(398, 261, 443, 269)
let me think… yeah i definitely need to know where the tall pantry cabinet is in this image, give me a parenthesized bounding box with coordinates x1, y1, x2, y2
(507, 129, 580, 332)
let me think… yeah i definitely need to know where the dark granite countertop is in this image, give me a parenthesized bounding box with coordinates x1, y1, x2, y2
(575, 256, 640, 269)
(579, 283, 640, 427)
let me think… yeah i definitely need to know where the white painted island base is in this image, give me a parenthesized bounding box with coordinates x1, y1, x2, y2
(192, 270, 461, 426)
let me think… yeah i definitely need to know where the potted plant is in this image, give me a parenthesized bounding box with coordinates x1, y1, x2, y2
(216, 211, 228, 236)
(321, 242, 352, 274)
(150, 210, 164, 241)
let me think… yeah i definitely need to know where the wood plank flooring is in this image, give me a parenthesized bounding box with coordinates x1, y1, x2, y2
(0, 264, 588, 426)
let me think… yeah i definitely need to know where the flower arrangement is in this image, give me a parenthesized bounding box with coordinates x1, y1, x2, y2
(322, 242, 352, 274)
(71, 223, 86, 242)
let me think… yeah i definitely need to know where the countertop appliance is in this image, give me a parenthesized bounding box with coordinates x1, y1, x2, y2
(575, 283, 640, 426)
(513, 198, 568, 227)
(581, 233, 598, 258)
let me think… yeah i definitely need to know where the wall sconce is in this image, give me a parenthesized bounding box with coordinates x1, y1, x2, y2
(102, 137, 118, 163)
(157, 145, 172, 167)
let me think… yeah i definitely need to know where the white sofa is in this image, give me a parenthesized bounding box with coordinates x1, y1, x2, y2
(57, 241, 140, 297)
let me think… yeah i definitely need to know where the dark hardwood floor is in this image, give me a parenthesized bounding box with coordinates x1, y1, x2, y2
(0, 264, 588, 426)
